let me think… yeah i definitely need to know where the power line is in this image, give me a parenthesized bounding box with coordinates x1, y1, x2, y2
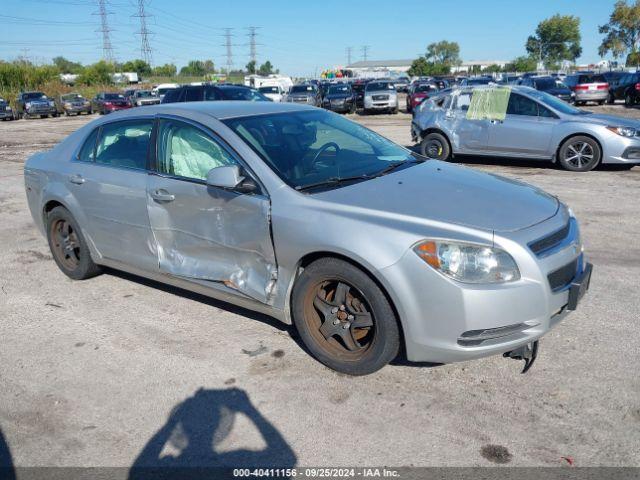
(133, 0, 153, 65)
(346, 46, 353, 66)
(222, 28, 234, 73)
(246, 26, 261, 63)
(94, 0, 115, 63)
(361, 45, 370, 62)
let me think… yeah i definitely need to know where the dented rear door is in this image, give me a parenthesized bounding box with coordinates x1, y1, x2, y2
(146, 118, 277, 304)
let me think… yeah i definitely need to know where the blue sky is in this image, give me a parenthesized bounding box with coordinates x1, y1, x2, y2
(0, 0, 619, 76)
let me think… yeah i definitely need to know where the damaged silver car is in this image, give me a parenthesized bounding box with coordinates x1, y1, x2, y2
(25, 102, 592, 375)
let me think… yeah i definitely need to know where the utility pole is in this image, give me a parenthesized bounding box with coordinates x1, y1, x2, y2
(134, 0, 153, 66)
(246, 26, 261, 64)
(346, 46, 353, 66)
(95, 0, 115, 63)
(361, 45, 370, 62)
(222, 28, 234, 74)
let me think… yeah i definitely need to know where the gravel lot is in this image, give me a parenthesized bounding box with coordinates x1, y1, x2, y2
(0, 102, 639, 472)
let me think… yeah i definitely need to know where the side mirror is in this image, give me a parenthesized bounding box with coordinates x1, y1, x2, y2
(206, 165, 257, 194)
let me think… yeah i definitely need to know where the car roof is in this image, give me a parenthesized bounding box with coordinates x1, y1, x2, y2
(101, 101, 318, 120)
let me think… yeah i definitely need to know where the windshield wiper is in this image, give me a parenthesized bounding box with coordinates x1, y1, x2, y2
(372, 158, 425, 178)
(295, 175, 371, 192)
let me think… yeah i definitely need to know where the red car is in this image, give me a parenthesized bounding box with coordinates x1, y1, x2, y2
(406, 83, 439, 112)
(91, 92, 132, 115)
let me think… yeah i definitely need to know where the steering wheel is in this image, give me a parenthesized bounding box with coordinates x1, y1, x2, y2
(309, 142, 341, 170)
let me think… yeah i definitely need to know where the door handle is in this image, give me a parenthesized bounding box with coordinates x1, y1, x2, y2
(150, 189, 175, 202)
(489, 119, 503, 124)
(68, 174, 85, 185)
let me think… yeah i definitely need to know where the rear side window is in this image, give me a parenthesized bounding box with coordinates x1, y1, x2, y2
(156, 120, 237, 181)
(162, 88, 183, 103)
(95, 120, 153, 170)
(204, 87, 221, 101)
(184, 87, 203, 102)
(78, 128, 98, 162)
(506, 93, 538, 116)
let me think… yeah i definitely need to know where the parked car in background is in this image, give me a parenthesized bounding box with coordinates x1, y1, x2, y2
(16, 91, 58, 119)
(351, 80, 368, 109)
(153, 83, 180, 100)
(602, 71, 625, 95)
(460, 76, 493, 87)
(412, 85, 640, 172)
(24, 101, 591, 375)
(519, 76, 573, 103)
(284, 84, 321, 106)
(564, 74, 609, 105)
(393, 77, 410, 92)
(0, 97, 15, 120)
(322, 84, 356, 113)
(406, 83, 439, 113)
(92, 92, 132, 114)
(58, 93, 92, 116)
(606, 71, 640, 107)
(130, 89, 161, 107)
(162, 84, 270, 104)
(258, 85, 286, 102)
(363, 81, 398, 114)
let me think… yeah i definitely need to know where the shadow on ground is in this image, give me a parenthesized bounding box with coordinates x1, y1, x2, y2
(128, 387, 297, 480)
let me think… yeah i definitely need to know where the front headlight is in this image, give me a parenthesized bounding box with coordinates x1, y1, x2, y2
(49, 101, 55, 107)
(5, 106, 11, 111)
(25, 102, 31, 109)
(606, 125, 637, 137)
(64, 102, 72, 108)
(413, 240, 520, 284)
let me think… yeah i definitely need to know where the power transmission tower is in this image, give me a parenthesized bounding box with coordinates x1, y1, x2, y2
(361, 45, 370, 62)
(246, 26, 261, 64)
(94, 0, 115, 63)
(222, 28, 234, 73)
(346, 47, 353, 66)
(133, 0, 153, 65)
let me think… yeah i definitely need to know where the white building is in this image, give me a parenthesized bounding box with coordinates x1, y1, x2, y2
(451, 60, 508, 73)
(345, 60, 413, 78)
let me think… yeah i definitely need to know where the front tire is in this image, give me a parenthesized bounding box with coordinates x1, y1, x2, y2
(292, 258, 400, 376)
(46, 207, 102, 280)
(558, 136, 601, 172)
(420, 132, 451, 160)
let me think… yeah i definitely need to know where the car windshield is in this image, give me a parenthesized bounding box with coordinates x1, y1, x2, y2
(62, 93, 83, 101)
(157, 88, 173, 95)
(218, 87, 269, 101)
(104, 93, 124, 100)
(366, 82, 394, 91)
(137, 90, 153, 98)
(578, 74, 606, 84)
(328, 85, 350, 94)
(526, 89, 586, 115)
(24, 92, 46, 100)
(291, 85, 314, 93)
(223, 109, 416, 191)
(415, 84, 437, 93)
(259, 86, 280, 94)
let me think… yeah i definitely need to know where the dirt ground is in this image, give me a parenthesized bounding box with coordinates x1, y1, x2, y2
(0, 101, 639, 472)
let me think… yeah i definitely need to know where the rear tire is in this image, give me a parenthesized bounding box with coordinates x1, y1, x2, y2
(625, 94, 634, 107)
(420, 132, 451, 160)
(292, 258, 400, 376)
(46, 207, 102, 280)
(558, 136, 601, 172)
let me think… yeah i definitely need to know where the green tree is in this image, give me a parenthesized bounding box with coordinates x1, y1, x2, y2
(483, 64, 503, 73)
(599, 1, 640, 65)
(52, 56, 84, 74)
(120, 59, 152, 77)
(179, 59, 215, 76)
(504, 56, 538, 72)
(426, 40, 461, 66)
(407, 57, 450, 76)
(525, 14, 582, 65)
(246, 60, 257, 74)
(258, 60, 274, 75)
(77, 60, 113, 85)
(152, 63, 177, 77)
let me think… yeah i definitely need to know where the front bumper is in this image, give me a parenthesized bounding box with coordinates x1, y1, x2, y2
(364, 97, 398, 110)
(574, 90, 608, 102)
(600, 131, 640, 164)
(64, 105, 91, 114)
(105, 105, 132, 112)
(0, 110, 13, 119)
(378, 211, 591, 364)
(25, 106, 57, 115)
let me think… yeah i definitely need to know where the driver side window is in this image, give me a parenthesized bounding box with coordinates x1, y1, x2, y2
(157, 120, 237, 181)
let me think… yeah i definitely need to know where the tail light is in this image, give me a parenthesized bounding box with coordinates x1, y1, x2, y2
(596, 84, 609, 90)
(634, 83, 640, 91)
(104, 101, 113, 106)
(575, 85, 588, 91)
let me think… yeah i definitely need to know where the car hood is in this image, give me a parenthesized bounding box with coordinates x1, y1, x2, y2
(574, 113, 640, 128)
(313, 161, 559, 233)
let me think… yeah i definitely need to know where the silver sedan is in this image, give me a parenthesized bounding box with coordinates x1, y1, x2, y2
(411, 85, 640, 171)
(24, 102, 592, 375)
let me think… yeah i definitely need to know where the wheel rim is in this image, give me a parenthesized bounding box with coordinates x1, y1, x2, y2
(50, 218, 81, 270)
(303, 279, 375, 360)
(425, 139, 444, 159)
(564, 141, 595, 169)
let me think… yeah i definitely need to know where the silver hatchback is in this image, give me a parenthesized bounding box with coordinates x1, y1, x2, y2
(25, 102, 592, 375)
(412, 85, 640, 171)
